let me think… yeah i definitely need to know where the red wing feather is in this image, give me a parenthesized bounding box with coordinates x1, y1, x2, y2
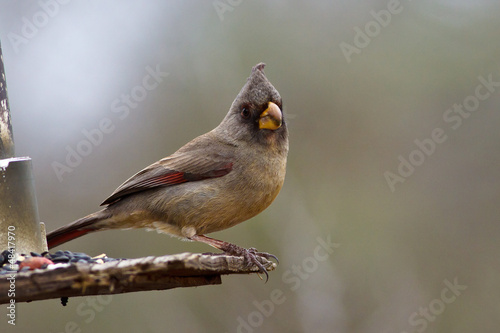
(100, 157, 233, 206)
(137, 171, 189, 187)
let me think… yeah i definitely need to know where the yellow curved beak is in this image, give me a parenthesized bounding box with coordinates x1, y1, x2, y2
(259, 102, 282, 130)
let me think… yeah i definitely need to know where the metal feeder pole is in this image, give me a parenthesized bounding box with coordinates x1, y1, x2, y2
(0, 40, 47, 257)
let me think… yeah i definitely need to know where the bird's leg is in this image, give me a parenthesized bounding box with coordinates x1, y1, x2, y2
(190, 234, 279, 282)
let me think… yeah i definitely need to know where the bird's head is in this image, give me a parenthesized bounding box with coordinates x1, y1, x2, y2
(216, 63, 288, 151)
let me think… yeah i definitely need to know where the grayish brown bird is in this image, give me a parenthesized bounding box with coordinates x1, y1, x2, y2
(47, 63, 288, 279)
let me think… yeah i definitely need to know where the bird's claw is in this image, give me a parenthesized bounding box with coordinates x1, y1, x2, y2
(192, 235, 278, 282)
(225, 246, 279, 283)
(248, 247, 279, 264)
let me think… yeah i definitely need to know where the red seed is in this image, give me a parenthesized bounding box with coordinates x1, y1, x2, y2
(19, 257, 54, 270)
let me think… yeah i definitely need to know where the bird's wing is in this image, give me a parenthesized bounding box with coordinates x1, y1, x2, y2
(100, 148, 233, 206)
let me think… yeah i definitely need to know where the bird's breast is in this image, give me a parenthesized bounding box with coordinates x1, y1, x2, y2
(140, 147, 287, 237)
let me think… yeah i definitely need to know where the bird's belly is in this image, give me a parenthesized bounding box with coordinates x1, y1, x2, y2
(146, 173, 283, 236)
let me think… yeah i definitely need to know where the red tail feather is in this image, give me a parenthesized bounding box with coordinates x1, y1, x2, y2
(47, 228, 93, 249)
(46, 210, 108, 249)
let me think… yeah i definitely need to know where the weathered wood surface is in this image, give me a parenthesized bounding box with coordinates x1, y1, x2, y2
(0, 252, 276, 304)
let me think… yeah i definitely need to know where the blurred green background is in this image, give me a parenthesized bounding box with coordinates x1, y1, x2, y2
(1, 1, 500, 332)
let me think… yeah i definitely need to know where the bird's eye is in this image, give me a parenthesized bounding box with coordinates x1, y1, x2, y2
(240, 108, 251, 119)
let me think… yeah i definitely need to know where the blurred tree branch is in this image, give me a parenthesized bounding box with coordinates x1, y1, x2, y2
(0, 252, 275, 304)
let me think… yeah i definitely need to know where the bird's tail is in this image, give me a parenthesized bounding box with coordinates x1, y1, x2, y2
(46, 210, 110, 249)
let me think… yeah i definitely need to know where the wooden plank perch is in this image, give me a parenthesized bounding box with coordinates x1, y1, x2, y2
(0, 252, 276, 304)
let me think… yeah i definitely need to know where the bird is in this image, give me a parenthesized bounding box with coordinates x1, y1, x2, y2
(47, 63, 288, 279)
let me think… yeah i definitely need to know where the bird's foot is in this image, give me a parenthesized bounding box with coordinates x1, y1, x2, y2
(191, 235, 278, 282)
(222, 243, 278, 282)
